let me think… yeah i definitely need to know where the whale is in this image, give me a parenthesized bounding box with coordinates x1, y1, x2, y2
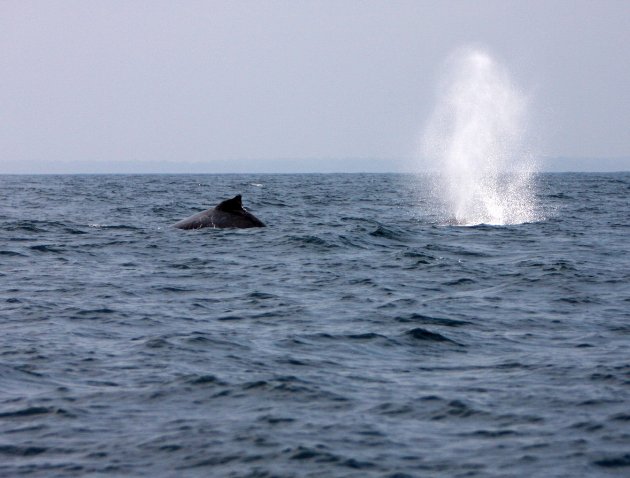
(174, 195, 265, 229)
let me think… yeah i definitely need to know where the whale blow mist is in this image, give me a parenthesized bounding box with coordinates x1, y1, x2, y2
(422, 47, 539, 225)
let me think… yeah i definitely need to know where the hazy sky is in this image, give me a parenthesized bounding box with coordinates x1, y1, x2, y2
(2, 0, 629, 173)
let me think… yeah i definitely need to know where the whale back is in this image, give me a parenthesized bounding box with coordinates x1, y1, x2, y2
(173, 194, 265, 229)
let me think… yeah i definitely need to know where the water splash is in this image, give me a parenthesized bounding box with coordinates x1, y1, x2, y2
(422, 47, 539, 225)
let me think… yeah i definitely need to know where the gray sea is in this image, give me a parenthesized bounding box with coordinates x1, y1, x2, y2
(1, 173, 629, 477)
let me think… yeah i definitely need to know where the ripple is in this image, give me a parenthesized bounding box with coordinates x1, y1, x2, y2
(395, 313, 471, 327)
(432, 400, 483, 420)
(593, 454, 630, 468)
(29, 244, 65, 253)
(0, 407, 53, 418)
(0, 445, 48, 456)
(405, 328, 462, 345)
(0, 250, 27, 257)
(369, 224, 408, 241)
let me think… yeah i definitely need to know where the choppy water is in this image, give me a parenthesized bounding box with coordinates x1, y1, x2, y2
(1, 173, 629, 477)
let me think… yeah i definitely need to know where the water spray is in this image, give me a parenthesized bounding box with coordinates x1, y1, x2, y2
(422, 47, 539, 225)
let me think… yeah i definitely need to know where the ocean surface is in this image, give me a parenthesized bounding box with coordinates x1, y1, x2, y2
(1, 172, 629, 477)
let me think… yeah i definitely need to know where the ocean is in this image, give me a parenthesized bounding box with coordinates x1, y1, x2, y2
(1, 172, 629, 477)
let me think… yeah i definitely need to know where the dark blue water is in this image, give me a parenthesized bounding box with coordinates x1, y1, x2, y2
(1, 173, 629, 477)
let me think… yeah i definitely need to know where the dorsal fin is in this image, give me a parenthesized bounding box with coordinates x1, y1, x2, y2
(215, 194, 243, 212)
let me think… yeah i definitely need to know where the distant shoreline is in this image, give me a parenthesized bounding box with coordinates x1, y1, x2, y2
(2, 157, 629, 175)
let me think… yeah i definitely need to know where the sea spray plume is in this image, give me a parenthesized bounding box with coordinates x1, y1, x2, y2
(422, 47, 539, 225)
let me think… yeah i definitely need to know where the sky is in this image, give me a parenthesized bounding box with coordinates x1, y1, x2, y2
(2, 0, 629, 173)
